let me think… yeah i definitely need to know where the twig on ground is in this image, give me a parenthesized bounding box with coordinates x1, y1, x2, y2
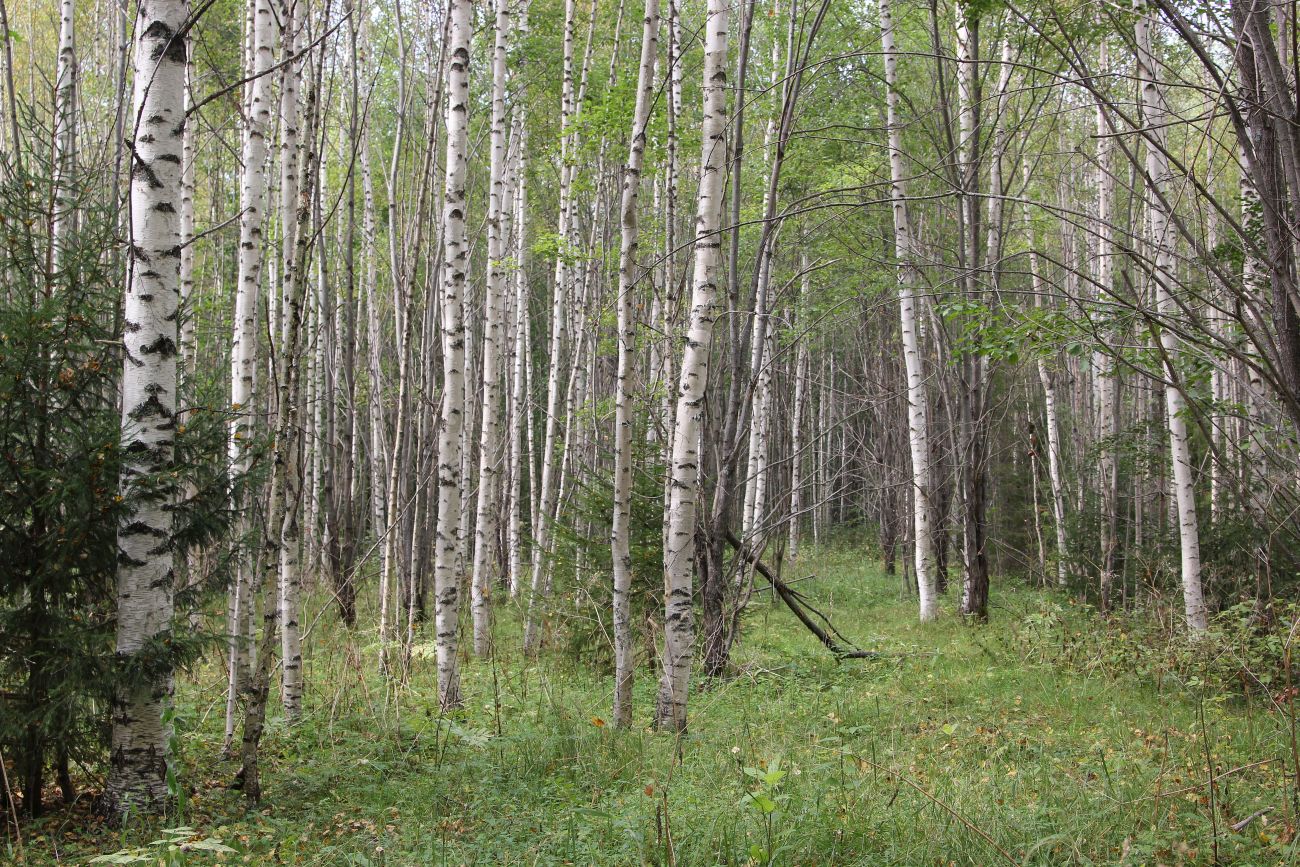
(1230, 807, 1273, 832)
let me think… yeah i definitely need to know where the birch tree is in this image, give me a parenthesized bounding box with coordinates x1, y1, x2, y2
(880, 0, 937, 620)
(52, 0, 77, 262)
(107, 0, 187, 818)
(1135, 8, 1206, 633)
(658, 0, 729, 733)
(224, 0, 275, 753)
(1092, 42, 1120, 613)
(433, 0, 471, 707)
(471, 0, 512, 657)
(612, 0, 659, 730)
(522, 0, 579, 655)
(278, 0, 306, 722)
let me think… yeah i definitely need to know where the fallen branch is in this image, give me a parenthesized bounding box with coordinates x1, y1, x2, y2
(725, 530, 879, 659)
(1231, 807, 1273, 832)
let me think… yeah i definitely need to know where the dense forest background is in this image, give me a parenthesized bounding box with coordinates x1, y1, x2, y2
(4, 0, 1300, 860)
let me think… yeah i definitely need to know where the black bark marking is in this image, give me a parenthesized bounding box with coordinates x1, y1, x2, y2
(140, 334, 178, 358)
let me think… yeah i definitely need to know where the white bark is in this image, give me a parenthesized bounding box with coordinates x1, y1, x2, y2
(522, 0, 579, 655)
(657, 0, 728, 732)
(179, 49, 196, 369)
(612, 0, 660, 730)
(1092, 42, 1120, 610)
(278, 0, 306, 723)
(741, 2, 792, 548)
(508, 103, 530, 599)
(787, 260, 810, 563)
(434, 0, 471, 707)
(52, 0, 77, 263)
(1024, 187, 1069, 585)
(108, 0, 187, 816)
(1205, 194, 1228, 524)
(224, 0, 275, 754)
(880, 0, 936, 620)
(471, 0, 512, 657)
(1136, 11, 1206, 633)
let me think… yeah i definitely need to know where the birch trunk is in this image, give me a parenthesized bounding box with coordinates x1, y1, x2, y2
(508, 103, 530, 598)
(241, 25, 320, 801)
(1026, 192, 1069, 586)
(522, 0, 579, 655)
(52, 0, 77, 264)
(612, 0, 660, 730)
(179, 49, 196, 369)
(1092, 42, 1120, 613)
(277, 0, 306, 723)
(954, 0, 989, 621)
(1136, 10, 1206, 633)
(107, 0, 187, 817)
(434, 0, 471, 707)
(740, 3, 787, 548)
(880, 0, 937, 620)
(224, 0, 275, 754)
(471, 0, 512, 657)
(787, 261, 810, 564)
(656, 0, 728, 732)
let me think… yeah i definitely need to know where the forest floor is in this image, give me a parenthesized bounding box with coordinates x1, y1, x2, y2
(10, 546, 1300, 866)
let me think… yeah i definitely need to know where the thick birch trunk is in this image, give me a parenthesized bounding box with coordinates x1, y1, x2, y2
(1136, 11, 1206, 633)
(656, 0, 728, 733)
(107, 0, 187, 817)
(434, 0, 471, 707)
(612, 0, 660, 730)
(880, 0, 936, 620)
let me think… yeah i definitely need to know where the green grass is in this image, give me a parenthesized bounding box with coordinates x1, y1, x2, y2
(13, 548, 1300, 865)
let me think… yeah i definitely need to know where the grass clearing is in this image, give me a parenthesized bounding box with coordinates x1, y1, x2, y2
(12, 547, 1297, 865)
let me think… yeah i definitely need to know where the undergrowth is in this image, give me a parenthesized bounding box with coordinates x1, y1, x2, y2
(9, 547, 1300, 865)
